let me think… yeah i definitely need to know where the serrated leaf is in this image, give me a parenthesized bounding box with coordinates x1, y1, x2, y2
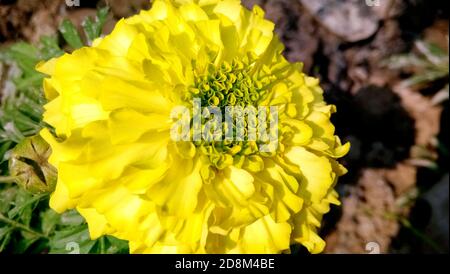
(39, 36, 64, 60)
(6, 43, 40, 76)
(97, 7, 109, 24)
(82, 18, 98, 43)
(83, 7, 109, 44)
(59, 19, 84, 49)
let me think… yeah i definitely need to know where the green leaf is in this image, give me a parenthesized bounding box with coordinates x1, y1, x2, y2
(6, 43, 40, 76)
(0, 186, 17, 214)
(0, 141, 13, 163)
(7, 189, 34, 220)
(40, 209, 60, 236)
(82, 18, 97, 43)
(97, 7, 109, 24)
(59, 19, 84, 49)
(14, 235, 40, 253)
(39, 36, 64, 60)
(0, 228, 12, 252)
(0, 227, 12, 240)
(46, 210, 130, 254)
(82, 7, 109, 44)
(59, 209, 85, 226)
(0, 81, 44, 145)
(104, 236, 129, 254)
(13, 74, 45, 91)
(0, 6, 130, 255)
(49, 224, 94, 254)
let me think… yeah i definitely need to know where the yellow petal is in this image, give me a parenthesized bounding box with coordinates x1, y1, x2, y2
(108, 108, 171, 144)
(238, 215, 291, 253)
(77, 207, 110, 239)
(285, 147, 334, 203)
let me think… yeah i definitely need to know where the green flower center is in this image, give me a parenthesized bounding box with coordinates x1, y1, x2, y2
(174, 55, 279, 175)
(190, 58, 267, 108)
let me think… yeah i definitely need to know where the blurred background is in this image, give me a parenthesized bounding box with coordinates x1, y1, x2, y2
(0, 0, 448, 254)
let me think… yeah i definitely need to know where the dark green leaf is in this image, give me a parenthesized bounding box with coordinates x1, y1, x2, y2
(0, 227, 11, 239)
(14, 235, 40, 253)
(105, 236, 129, 254)
(0, 229, 12, 252)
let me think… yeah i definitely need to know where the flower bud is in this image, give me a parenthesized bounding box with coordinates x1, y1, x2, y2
(9, 135, 57, 194)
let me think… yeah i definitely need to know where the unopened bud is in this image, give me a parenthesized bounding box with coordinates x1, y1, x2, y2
(9, 135, 57, 194)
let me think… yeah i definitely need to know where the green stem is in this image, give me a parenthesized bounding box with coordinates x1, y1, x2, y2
(0, 232, 12, 252)
(0, 212, 46, 238)
(99, 237, 106, 254)
(401, 218, 444, 253)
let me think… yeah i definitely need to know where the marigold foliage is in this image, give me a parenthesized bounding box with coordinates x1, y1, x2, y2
(38, 0, 350, 254)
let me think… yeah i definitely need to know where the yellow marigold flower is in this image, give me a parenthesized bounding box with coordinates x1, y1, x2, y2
(37, 0, 350, 254)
